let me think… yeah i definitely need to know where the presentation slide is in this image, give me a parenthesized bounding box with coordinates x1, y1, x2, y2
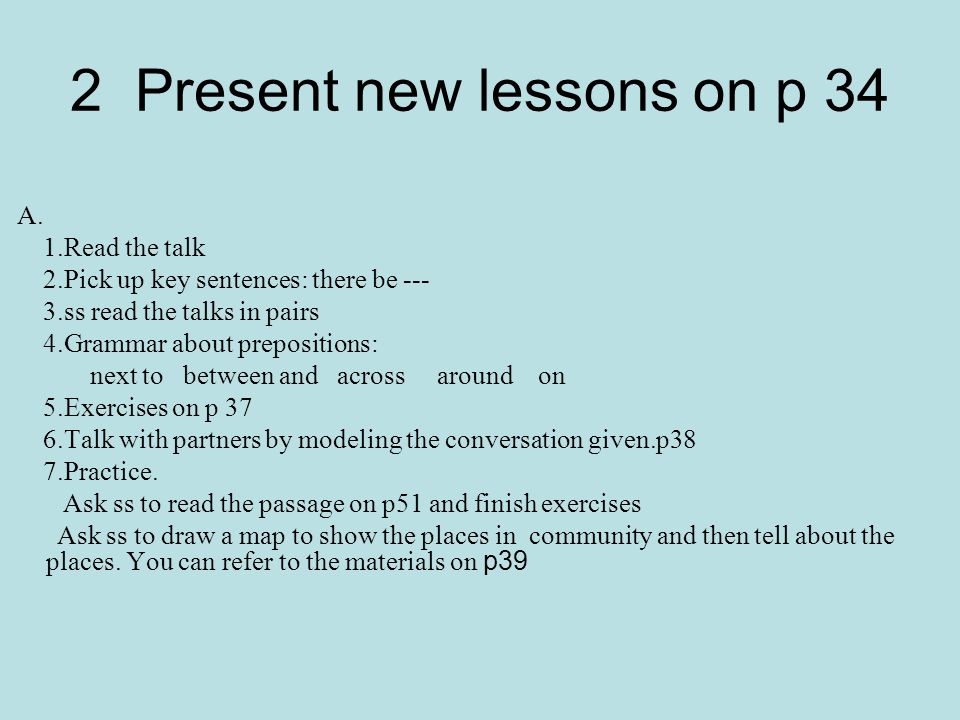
(3, 2, 955, 717)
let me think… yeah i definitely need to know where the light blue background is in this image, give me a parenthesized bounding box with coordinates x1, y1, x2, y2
(2, 2, 956, 717)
